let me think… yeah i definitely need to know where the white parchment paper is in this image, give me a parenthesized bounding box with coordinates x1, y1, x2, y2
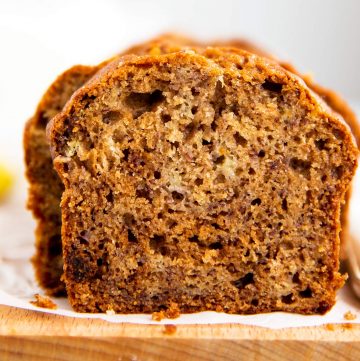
(0, 176, 359, 329)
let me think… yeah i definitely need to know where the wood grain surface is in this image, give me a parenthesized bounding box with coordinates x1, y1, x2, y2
(0, 305, 359, 361)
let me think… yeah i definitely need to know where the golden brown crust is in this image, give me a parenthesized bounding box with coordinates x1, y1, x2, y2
(48, 49, 357, 314)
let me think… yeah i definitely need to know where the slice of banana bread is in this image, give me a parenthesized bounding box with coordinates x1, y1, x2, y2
(48, 49, 358, 314)
(24, 65, 101, 295)
(25, 34, 360, 296)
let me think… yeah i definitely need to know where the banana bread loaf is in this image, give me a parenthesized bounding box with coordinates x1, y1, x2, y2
(25, 34, 360, 298)
(48, 49, 358, 314)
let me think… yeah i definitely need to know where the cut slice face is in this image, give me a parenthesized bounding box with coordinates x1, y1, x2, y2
(49, 49, 358, 314)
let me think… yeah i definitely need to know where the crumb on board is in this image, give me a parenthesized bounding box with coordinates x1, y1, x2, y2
(152, 302, 181, 322)
(325, 324, 335, 331)
(344, 311, 357, 321)
(166, 302, 181, 319)
(30, 294, 57, 309)
(163, 324, 177, 335)
(152, 310, 165, 321)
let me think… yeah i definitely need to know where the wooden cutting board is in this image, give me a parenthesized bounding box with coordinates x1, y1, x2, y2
(0, 305, 359, 361)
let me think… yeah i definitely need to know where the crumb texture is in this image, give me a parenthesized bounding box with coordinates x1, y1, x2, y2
(163, 324, 177, 335)
(49, 50, 358, 315)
